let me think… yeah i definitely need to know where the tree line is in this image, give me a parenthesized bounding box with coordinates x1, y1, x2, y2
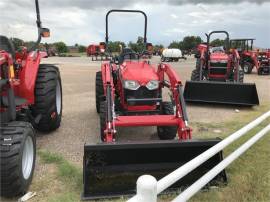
(10, 36, 226, 54)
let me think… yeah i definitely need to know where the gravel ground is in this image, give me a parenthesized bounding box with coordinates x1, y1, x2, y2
(37, 56, 270, 165)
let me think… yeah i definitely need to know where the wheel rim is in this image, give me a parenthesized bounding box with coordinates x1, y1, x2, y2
(56, 80, 62, 115)
(243, 64, 249, 73)
(22, 136, 34, 180)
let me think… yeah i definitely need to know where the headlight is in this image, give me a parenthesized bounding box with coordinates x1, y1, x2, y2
(146, 80, 159, 90)
(123, 80, 140, 90)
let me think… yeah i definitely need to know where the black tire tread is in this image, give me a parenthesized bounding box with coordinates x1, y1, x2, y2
(242, 62, 253, 74)
(238, 69, 244, 83)
(95, 71, 104, 113)
(191, 69, 200, 81)
(157, 102, 177, 140)
(31, 64, 62, 132)
(0, 121, 36, 197)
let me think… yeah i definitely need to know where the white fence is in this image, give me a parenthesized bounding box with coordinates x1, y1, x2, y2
(127, 110, 270, 202)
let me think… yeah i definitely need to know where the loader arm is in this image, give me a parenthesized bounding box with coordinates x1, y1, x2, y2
(101, 62, 116, 142)
(157, 63, 191, 139)
(199, 48, 207, 80)
(230, 49, 240, 82)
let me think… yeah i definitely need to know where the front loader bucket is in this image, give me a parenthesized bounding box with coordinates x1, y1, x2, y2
(82, 139, 226, 200)
(184, 81, 259, 106)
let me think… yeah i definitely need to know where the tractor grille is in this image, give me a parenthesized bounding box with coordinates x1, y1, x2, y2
(209, 62, 228, 75)
(124, 86, 159, 106)
(209, 67, 227, 75)
(210, 62, 227, 68)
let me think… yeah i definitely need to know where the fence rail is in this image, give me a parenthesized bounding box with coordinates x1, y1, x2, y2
(127, 110, 270, 202)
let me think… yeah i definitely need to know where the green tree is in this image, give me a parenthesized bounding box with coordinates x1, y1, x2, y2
(153, 44, 164, 52)
(181, 36, 202, 51)
(10, 38, 24, 50)
(78, 45, 86, 53)
(128, 36, 145, 53)
(210, 39, 225, 47)
(54, 42, 68, 53)
(107, 41, 126, 52)
(168, 41, 180, 49)
(24, 41, 36, 50)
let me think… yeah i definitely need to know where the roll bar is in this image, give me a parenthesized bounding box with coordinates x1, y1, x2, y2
(105, 9, 147, 44)
(29, 0, 50, 52)
(230, 38, 255, 51)
(206, 31, 230, 53)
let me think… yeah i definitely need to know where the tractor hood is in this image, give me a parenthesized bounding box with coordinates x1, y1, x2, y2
(120, 61, 158, 85)
(210, 53, 229, 61)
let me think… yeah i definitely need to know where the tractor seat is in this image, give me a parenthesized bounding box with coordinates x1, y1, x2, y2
(0, 35, 16, 59)
(118, 48, 138, 64)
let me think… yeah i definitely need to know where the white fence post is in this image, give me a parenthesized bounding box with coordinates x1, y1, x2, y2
(127, 175, 157, 202)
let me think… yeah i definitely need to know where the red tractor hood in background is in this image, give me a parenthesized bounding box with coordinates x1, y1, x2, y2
(210, 53, 229, 61)
(120, 61, 159, 85)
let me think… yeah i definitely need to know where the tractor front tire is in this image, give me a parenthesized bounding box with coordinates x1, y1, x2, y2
(238, 69, 244, 83)
(242, 62, 253, 74)
(0, 122, 36, 197)
(195, 59, 201, 70)
(157, 102, 177, 140)
(191, 69, 200, 81)
(31, 64, 62, 132)
(99, 100, 106, 142)
(95, 71, 104, 113)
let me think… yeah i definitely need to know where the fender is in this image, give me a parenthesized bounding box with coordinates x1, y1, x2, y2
(18, 50, 47, 104)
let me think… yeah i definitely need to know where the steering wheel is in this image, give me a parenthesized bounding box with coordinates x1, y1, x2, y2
(140, 50, 151, 57)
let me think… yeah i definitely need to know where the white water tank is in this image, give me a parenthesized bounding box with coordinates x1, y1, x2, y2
(162, 48, 182, 58)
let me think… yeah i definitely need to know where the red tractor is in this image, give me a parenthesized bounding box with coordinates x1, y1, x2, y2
(256, 50, 270, 75)
(230, 38, 270, 75)
(86, 42, 109, 61)
(0, 0, 62, 198)
(184, 31, 259, 106)
(82, 10, 226, 200)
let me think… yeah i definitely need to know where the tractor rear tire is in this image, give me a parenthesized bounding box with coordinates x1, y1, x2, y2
(31, 64, 62, 132)
(157, 102, 177, 140)
(0, 122, 36, 197)
(95, 71, 104, 113)
(242, 62, 253, 74)
(99, 100, 106, 142)
(191, 69, 200, 81)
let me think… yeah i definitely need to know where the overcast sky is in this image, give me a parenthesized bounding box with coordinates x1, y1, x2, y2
(0, 0, 269, 48)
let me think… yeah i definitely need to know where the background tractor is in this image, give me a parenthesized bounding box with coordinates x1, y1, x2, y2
(230, 38, 269, 75)
(184, 31, 259, 106)
(256, 50, 270, 75)
(0, 0, 62, 197)
(86, 42, 110, 61)
(82, 10, 226, 200)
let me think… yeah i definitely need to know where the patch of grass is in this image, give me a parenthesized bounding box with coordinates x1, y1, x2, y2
(47, 192, 77, 202)
(38, 150, 82, 192)
(38, 151, 64, 164)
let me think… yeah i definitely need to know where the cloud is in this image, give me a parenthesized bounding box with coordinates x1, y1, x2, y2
(0, 0, 269, 48)
(167, 0, 270, 5)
